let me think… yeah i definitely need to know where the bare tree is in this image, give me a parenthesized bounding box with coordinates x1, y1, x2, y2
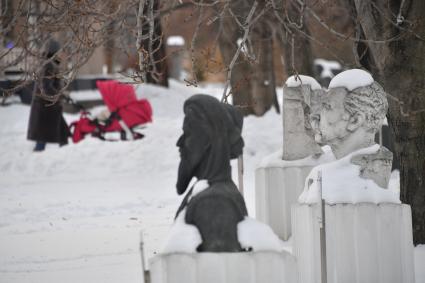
(0, 0, 170, 102)
(136, 0, 168, 86)
(218, 0, 280, 115)
(345, 0, 425, 245)
(188, 0, 315, 115)
(275, 0, 314, 77)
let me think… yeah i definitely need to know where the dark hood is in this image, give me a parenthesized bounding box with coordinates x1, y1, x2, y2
(176, 94, 244, 194)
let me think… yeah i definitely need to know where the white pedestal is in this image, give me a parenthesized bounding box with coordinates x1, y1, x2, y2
(149, 251, 298, 283)
(292, 203, 415, 283)
(256, 165, 314, 240)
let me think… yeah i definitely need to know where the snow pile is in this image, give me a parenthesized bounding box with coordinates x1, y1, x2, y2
(285, 75, 322, 90)
(328, 69, 373, 91)
(298, 144, 400, 204)
(257, 145, 335, 168)
(190, 180, 209, 197)
(237, 217, 285, 252)
(162, 178, 206, 254)
(161, 210, 202, 254)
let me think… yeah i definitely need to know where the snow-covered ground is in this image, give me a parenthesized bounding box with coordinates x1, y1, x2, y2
(0, 80, 423, 282)
(0, 80, 282, 283)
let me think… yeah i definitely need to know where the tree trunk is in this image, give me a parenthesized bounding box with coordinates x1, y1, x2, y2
(383, 64, 425, 246)
(105, 2, 116, 74)
(353, 0, 425, 245)
(249, 20, 278, 115)
(142, 0, 168, 87)
(218, 1, 278, 116)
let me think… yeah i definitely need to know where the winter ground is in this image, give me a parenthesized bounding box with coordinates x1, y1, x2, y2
(0, 80, 423, 283)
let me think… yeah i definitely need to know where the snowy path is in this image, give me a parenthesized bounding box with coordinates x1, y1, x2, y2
(0, 82, 285, 283)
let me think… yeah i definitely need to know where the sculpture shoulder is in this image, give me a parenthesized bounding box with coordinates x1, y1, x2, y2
(350, 146, 393, 188)
(194, 181, 241, 198)
(187, 181, 247, 215)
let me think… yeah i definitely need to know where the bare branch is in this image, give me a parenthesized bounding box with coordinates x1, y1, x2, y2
(221, 1, 258, 103)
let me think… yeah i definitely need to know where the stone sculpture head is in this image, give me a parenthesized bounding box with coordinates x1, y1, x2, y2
(176, 94, 244, 195)
(282, 75, 323, 160)
(318, 70, 388, 159)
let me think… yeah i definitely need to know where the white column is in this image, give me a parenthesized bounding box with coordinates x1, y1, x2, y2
(292, 203, 415, 283)
(150, 251, 298, 283)
(256, 164, 315, 240)
(255, 147, 334, 240)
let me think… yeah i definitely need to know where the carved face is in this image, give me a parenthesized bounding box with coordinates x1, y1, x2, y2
(318, 87, 351, 145)
(176, 111, 210, 195)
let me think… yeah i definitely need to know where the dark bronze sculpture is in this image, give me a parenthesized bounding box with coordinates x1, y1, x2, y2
(175, 94, 248, 252)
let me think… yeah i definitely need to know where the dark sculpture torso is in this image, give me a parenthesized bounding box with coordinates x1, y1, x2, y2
(175, 94, 248, 252)
(185, 181, 247, 252)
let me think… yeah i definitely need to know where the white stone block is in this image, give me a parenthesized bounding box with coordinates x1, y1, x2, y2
(292, 203, 415, 283)
(149, 251, 298, 283)
(256, 165, 315, 240)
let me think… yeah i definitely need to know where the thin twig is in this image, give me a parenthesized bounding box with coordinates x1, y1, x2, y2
(221, 1, 258, 103)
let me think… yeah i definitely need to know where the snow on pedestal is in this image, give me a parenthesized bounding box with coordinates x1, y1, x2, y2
(299, 145, 398, 205)
(156, 197, 296, 283)
(292, 203, 414, 283)
(293, 144, 414, 283)
(255, 147, 334, 240)
(149, 251, 297, 283)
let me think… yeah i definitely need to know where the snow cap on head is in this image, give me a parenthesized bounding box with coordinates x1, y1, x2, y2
(285, 75, 322, 90)
(329, 69, 374, 91)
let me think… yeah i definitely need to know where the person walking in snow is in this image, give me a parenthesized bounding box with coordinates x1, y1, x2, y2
(27, 40, 70, 151)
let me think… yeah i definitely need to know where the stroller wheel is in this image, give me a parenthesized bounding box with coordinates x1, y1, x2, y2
(133, 132, 145, 140)
(120, 131, 126, 140)
(120, 130, 145, 141)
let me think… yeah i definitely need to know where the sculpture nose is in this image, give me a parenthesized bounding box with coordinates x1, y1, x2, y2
(176, 134, 184, 147)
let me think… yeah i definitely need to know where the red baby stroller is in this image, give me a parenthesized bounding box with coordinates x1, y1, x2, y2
(70, 80, 152, 143)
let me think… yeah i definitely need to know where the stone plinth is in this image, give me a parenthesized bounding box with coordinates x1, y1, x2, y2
(292, 203, 415, 283)
(149, 251, 297, 283)
(255, 148, 334, 240)
(256, 165, 314, 240)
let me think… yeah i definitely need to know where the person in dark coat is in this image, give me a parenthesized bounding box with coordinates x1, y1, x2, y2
(27, 40, 70, 151)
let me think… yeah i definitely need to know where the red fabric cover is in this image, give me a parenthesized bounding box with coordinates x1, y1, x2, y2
(69, 80, 153, 143)
(70, 115, 97, 143)
(96, 80, 136, 112)
(96, 80, 152, 131)
(103, 99, 153, 132)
